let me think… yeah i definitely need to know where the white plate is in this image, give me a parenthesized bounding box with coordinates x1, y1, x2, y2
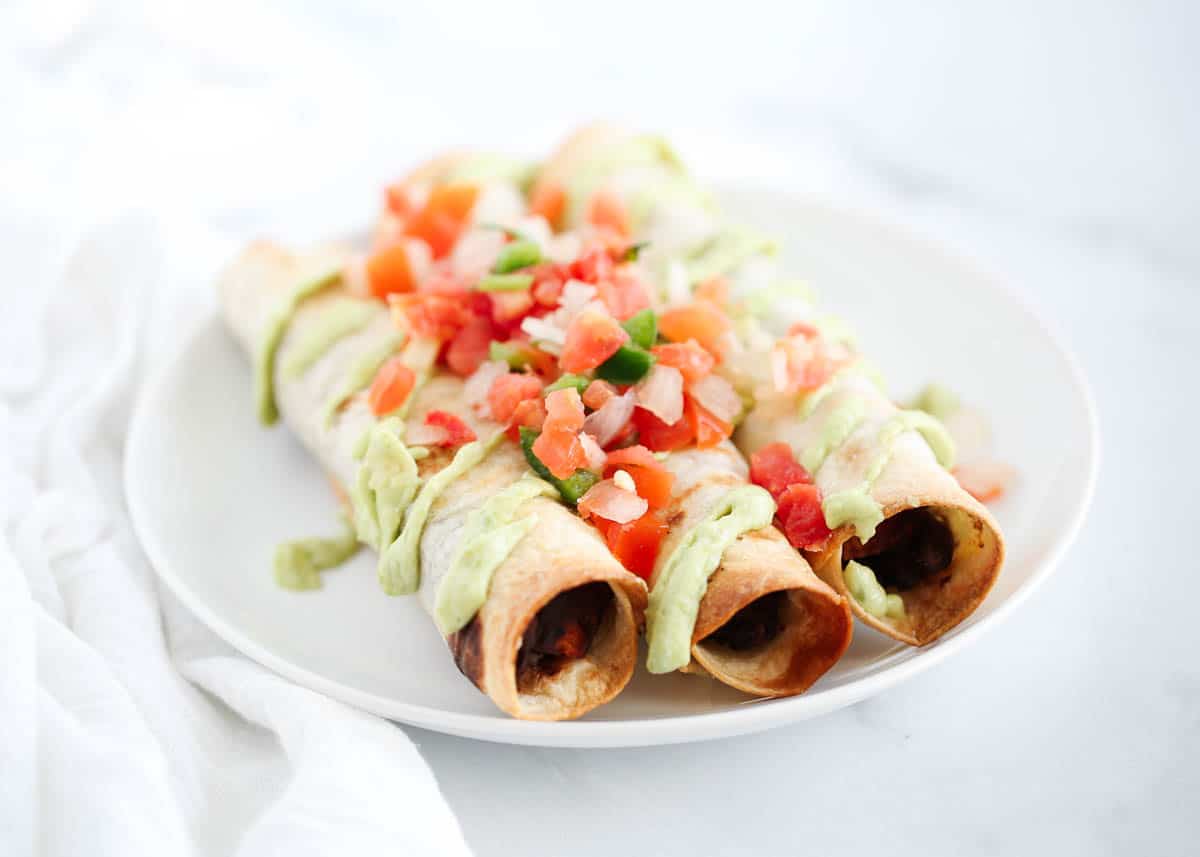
(125, 189, 1097, 748)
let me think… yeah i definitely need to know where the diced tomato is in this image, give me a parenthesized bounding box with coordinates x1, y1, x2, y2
(595, 270, 651, 321)
(384, 183, 416, 218)
(423, 266, 468, 296)
(365, 244, 416, 299)
(366, 357, 416, 416)
(694, 276, 730, 306)
(749, 442, 811, 499)
(529, 262, 570, 307)
(560, 308, 629, 373)
(444, 314, 494, 377)
(602, 444, 660, 473)
(771, 333, 853, 394)
(776, 482, 831, 552)
(393, 293, 468, 341)
(404, 183, 479, 259)
(533, 429, 587, 480)
(651, 341, 715, 384)
(543, 387, 586, 433)
(787, 321, 821, 339)
(424, 410, 477, 448)
(529, 181, 565, 229)
(523, 343, 561, 380)
(631, 407, 693, 453)
(685, 397, 733, 448)
(586, 189, 631, 238)
(601, 511, 668, 580)
(607, 417, 638, 450)
(504, 397, 547, 442)
(658, 301, 731, 357)
(582, 379, 618, 411)
(489, 290, 535, 324)
(487, 373, 544, 424)
(570, 246, 615, 285)
(603, 445, 674, 509)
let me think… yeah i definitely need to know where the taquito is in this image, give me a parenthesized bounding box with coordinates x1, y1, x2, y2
(650, 443, 851, 695)
(220, 241, 647, 720)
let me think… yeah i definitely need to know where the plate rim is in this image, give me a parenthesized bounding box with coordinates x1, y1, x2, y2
(124, 192, 1100, 748)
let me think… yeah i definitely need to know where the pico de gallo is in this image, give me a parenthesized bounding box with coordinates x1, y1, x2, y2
(341, 171, 751, 580)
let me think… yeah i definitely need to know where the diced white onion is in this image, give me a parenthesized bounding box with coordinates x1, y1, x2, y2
(545, 232, 582, 265)
(451, 228, 505, 281)
(513, 215, 553, 251)
(578, 432, 608, 472)
(463, 360, 509, 418)
(665, 259, 691, 306)
(582, 390, 635, 447)
(558, 279, 597, 316)
(688, 374, 742, 424)
(402, 237, 434, 286)
(635, 364, 684, 426)
(612, 469, 636, 493)
(470, 183, 525, 225)
(580, 480, 648, 524)
(521, 315, 566, 346)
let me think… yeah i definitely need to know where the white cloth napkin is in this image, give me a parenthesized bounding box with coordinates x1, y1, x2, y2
(0, 210, 472, 857)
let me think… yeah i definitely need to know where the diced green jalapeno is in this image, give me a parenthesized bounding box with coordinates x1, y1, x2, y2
(623, 241, 650, 262)
(493, 239, 542, 274)
(596, 345, 656, 384)
(544, 374, 590, 394)
(477, 273, 534, 292)
(489, 341, 527, 368)
(621, 308, 658, 349)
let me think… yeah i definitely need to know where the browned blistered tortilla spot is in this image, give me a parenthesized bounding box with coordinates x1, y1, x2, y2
(448, 616, 485, 689)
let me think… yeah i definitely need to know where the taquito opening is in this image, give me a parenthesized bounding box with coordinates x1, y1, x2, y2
(841, 507, 955, 592)
(691, 571, 852, 697)
(704, 590, 786, 651)
(829, 502, 1002, 645)
(515, 581, 615, 691)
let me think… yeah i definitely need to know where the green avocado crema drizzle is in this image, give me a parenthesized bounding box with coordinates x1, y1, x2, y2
(322, 332, 405, 426)
(280, 298, 375, 380)
(910, 383, 961, 422)
(434, 474, 558, 635)
(821, 410, 957, 543)
(273, 518, 362, 591)
(349, 417, 423, 554)
(255, 268, 342, 425)
(801, 398, 866, 474)
(377, 432, 505, 596)
(843, 561, 906, 620)
(645, 485, 776, 674)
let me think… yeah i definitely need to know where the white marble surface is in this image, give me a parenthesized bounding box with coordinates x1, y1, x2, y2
(5, 1, 1197, 854)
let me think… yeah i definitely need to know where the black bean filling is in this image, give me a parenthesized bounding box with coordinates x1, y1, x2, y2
(705, 590, 786, 651)
(842, 508, 955, 591)
(517, 582, 612, 679)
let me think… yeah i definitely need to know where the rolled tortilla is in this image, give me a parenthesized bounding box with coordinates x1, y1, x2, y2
(219, 241, 647, 720)
(651, 443, 851, 695)
(737, 375, 1004, 645)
